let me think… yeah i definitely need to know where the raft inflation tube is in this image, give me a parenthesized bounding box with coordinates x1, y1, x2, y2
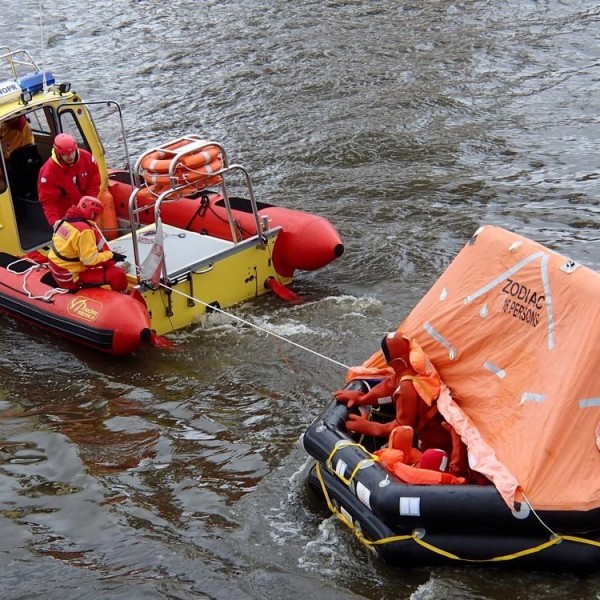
(107, 177, 344, 278)
(0, 256, 152, 355)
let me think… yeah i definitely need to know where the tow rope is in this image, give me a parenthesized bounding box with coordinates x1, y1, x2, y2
(7, 258, 70, 302)
(157, 282, 349, 370)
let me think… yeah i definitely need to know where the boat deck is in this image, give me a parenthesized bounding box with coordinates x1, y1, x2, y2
(109, 224, 236, 280)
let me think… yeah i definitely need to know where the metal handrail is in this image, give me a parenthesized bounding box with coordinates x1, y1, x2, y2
(0, 49, 40, 79)
(129, 136, 269, 286)
(60, 100, 135, 190)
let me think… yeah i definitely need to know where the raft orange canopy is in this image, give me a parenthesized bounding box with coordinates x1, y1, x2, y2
(347, 225, 600, 512)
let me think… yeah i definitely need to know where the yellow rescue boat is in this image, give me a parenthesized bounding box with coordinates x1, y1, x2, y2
(0, 48, 344, 354)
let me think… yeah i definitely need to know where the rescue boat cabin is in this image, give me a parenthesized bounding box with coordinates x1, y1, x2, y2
(0, 48, 93, 255)
(0, 48, 268, 257)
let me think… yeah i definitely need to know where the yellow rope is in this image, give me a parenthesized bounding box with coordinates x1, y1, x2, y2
(324, 440, 379, 486)
(313, 462, 599, 563)
(561, 534, 600, 548)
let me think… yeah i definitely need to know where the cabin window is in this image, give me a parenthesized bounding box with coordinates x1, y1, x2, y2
(25, 107, 54, 162)
(58, 109, 92, 154)
(27, 108, 53, 135)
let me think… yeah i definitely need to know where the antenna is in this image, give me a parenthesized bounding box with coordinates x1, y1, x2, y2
(39, 0, 48, 92)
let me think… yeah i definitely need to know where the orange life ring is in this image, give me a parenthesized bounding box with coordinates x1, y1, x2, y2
(141, 156, 223, 187)
(136, 184, 194, 204)
(153, 138, 191, 158)
(140, 143, 221, 174)
(137, 176, 223, 204)
(135, 185, 161, 206)
(202, 174, 223, 188)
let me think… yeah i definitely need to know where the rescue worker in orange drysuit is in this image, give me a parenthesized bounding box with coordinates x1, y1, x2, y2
(0, 115, 35, 193)
(48, 196, 128, 292)
(0, 115, 34, 160)
(334, 332, 453, 456)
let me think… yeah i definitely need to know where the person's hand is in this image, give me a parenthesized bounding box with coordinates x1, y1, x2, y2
(346, 413, 385, 437)
(334, 389, 366, 408)
(112, 251, 127, 263)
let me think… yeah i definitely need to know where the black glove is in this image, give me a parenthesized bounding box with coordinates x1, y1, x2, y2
(112, 251, 127, 263)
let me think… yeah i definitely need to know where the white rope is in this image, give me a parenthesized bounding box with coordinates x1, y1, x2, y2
(158, 282, 350, 371)
(7, 259, 70, 302)
(520, 490, 558, 537)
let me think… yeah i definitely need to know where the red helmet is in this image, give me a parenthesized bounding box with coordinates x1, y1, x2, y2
(53, 133, 78, 155)
(420, 448, 449, 472)
(77, 196, 104, 221)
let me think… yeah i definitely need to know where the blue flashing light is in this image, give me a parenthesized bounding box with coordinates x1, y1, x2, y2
(16, 70, 56, 94)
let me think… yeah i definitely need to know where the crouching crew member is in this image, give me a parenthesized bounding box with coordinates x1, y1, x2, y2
(48, 196, 128, 292)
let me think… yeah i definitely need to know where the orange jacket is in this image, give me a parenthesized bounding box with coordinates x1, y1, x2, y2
(1, 116, 34, 160)
(400, 339, 441, 406)
(388, 460, 466, 485)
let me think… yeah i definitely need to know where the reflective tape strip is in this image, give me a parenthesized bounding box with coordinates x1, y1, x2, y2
(377, 396, 393, 405)
(423, 322, 457, 360)
(334, 459, 347, 478)
(540, 254, 555, 350)
(484, 361, 506, 379)
(579, 398, 600, 409)
(465, 252, 545, 304)
(356, 481, 371, 509)
(520, 393, 546, 406)
(399, 496, 421, 516)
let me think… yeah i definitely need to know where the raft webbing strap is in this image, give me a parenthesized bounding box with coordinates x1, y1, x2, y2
(314, 462, 411, 544)
(315, 462, 353, 531)
(406, 533, 600, 563)
(408, 535, 561, 562)
(324, 440, 378, 486)
(313, 463, 600, 563)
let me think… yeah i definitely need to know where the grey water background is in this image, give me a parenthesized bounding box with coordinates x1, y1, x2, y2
(1, 1, 599, 598)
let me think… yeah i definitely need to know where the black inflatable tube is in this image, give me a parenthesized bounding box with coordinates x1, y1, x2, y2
(307, 463, 599, 574)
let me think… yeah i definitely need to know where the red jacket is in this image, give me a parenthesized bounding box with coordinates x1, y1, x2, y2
(38, 148, 101, 225)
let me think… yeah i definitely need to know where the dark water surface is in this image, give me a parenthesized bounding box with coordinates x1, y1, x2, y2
(1, 1, 599, 598)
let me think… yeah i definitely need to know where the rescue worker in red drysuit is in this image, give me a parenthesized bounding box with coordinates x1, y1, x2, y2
(334, 332, 454, 457)
(48, 196, 128, 292)
(38, 133, 101, 228)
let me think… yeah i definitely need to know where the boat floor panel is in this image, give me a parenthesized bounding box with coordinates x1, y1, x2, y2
(110, 224, 236, 279)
